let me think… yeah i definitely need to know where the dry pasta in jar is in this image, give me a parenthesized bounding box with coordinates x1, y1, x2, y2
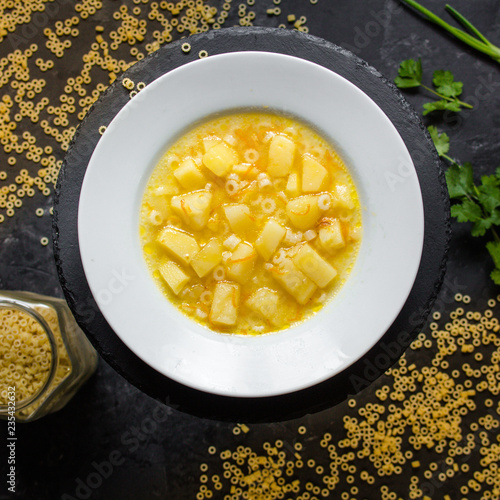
(0, 291, 98, 422)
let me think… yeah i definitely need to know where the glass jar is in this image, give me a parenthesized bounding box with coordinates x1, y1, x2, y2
(0, 291, 98, 422)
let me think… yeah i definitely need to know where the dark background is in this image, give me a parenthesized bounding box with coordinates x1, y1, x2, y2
(0, 1, 499, 499)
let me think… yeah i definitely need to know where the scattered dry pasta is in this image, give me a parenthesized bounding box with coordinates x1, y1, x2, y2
(196, 291, 500, 499)
(0, 0, 312, 226)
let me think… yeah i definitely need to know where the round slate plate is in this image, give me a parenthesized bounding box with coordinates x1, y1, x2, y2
(53, 27, 449, 422)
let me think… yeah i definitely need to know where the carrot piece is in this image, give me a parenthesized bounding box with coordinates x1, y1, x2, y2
(230, 254, 255, 264)
(269, 267, 286, 276)
(180, 198, 192, 215)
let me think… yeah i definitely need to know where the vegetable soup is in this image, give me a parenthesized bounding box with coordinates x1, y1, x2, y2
(139, 112, 362, 334)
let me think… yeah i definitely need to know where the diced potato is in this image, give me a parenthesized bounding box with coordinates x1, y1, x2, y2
(190, 238, 222, 278)
(173, 157, 207, 190)
(286, 173, 300, 197)
(269, 258, 317, 305)
(233, 163, 259, 178)
(319, 219, 345, 251)
(267, 135, 296, 177)
(207, 213, 219, 232)
(202, 142, 238, 177)
(232, 163, 250, 175)
(302, 155, 328, 193)
(226, 242, 257, 284)
(182, 284, 205, 301)
(255, 219, 286, 260)
(202, 135, 222, 153)
(171, 190, 212, 230)
(350, 224, 362, 241)
(157, 226, 200, 266)
(223, 134, 237, 146)
(332, 184, 355, 210)
(223, 203, 254, 233)
(154, 178, 180, 196)
(246, 288, 281, 327)
(292, 243, 337, 288)
(286, 195, 321, 231)
(147, 194, 170, 221)
(159, 260, 190, 295)
(210, 282, 240, 326)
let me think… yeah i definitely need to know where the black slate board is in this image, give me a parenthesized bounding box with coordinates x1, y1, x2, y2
(53, 26, 449, 422)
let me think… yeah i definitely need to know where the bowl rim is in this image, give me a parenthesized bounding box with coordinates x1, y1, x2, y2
(78, 50, 424, 397)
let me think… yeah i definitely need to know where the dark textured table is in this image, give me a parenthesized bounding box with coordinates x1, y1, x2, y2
(1, 1, 499, 499)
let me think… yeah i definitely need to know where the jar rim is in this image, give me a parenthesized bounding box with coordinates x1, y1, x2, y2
(0, 297, 60, 413)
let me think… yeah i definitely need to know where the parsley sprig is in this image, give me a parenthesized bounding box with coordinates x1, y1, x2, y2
(394, 59, 472, 115)
(394, 4, 499, 283)
(400, 0, 500, 64)
(428, 126, 500, 284)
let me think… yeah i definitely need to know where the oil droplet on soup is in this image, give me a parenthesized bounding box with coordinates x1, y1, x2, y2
(139, 112, 362, 335)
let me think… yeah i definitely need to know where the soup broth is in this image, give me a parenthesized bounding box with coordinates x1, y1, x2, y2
(139, 112, 362, 334)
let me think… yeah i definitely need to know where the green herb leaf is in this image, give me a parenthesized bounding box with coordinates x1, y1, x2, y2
(471, 217, 494, 237)
(445, 162, 474, 199)
(450, 199, 482, 223)
(427, 125, 450, 157)
(423, 99, 462, 115)
(394, 58, 422, 88)
(490, 268, 500, 285)
(486, 241, 500, 269)
(432, 70, 463, 98)
(448, 162, 500, 283)
(481, 174, 500, 188)
(478, 180, 500, 215)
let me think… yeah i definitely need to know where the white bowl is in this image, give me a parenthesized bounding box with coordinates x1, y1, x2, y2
(78, 51, 424, 398)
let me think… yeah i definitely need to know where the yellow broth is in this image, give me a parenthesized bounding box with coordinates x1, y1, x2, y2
(139, 112, 362, 334)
